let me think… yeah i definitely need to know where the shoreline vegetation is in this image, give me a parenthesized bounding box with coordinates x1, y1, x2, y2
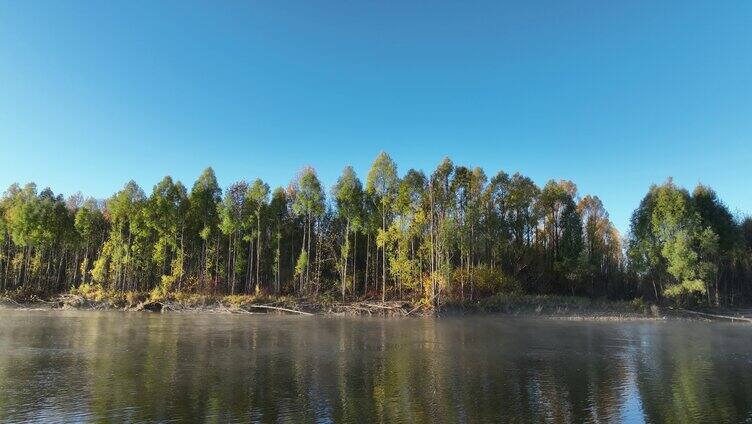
(0, 290, 725, 322)
(0, 291, 656, 320)
(1, 152, 751, 318)
(6, 292, 751, 322)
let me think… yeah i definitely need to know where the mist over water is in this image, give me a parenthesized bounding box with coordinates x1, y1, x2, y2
(1, 311, 751, 423)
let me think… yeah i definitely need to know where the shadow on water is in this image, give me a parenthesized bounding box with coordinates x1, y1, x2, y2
(1, 311, 752, 423)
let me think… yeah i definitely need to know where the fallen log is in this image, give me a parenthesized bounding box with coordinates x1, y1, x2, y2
(243, 304, 313, 316)
(363, 303, 404, 310)
(0, 296, 23, 308)
(677, 308, 752, 323)
(405, 304, 425, 316)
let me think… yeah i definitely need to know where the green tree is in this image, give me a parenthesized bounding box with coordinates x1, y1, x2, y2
(366, 152, 399, 301)
(74, 198, 107, 284)
(394, 169, 427, 295)
(92, 181, 146, 292)
(246, 179, 270, 294)
(188, 167, 222, 290)
(629, 180, 722, 304)
(332, 166, 363, 300)
(291, 167, 325, 292)
(558, 195, 584, 292)
(145, 176, 189, 293)
(692, 184, 737, 305)
(269, 187, 289, 294)
(577, 195, 622, 296)
(219, 181, 249, 294)
(430, 158, 456, 300)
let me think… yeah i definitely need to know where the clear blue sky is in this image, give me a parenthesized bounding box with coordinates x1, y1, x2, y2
(1, 1, 750, 234)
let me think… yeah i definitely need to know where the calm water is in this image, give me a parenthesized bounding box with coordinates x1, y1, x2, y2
(1, 311, 752, 423)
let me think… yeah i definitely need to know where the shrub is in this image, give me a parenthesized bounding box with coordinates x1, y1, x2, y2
(471, 265, 522, 297)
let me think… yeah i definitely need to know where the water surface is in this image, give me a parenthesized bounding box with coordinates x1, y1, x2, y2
(1, 310, 751, 423)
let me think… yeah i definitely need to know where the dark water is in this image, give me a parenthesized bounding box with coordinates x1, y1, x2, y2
(1, 311, 752, 423)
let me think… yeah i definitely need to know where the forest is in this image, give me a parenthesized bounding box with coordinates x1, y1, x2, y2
(1, 152, 750, 308)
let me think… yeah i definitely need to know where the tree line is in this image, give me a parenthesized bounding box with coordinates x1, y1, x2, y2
(1, 152, 750, 307)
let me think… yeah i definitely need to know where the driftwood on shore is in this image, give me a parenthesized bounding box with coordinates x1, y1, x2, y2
(2, 293, 416, 317)
(12, 292, 752, 323)
(242, 304, 313, 315)
(328, 301, 415, 316)
(675, 308, 752, 323)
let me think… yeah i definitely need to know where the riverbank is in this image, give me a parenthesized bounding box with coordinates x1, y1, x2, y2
(0, 289, 675, 320)
(0, 291, 414, 316)
(452, 294, 663, 321)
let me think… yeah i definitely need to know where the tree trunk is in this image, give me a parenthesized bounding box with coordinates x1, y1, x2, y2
(251, 237, 253, 293)
(256, 213, 261, 294)
(366, 232, 370, 296)
(342, 220, 349, 301)
(276, 227, 281, 294)
(382, 209, 386, 302)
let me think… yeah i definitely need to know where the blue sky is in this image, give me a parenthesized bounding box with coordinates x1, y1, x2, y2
(0, 1, 750, 234)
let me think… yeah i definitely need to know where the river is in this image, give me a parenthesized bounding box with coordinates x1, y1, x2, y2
(1, 310, 751, 423)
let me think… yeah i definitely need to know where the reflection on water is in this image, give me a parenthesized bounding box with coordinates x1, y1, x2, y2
(1, 311, 752, 423)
